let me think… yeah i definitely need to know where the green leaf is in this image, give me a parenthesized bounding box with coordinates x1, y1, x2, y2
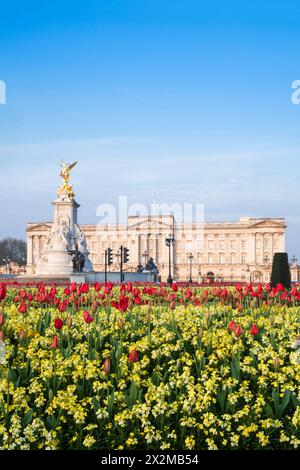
(151, 372, 161, 386)
(271, 389, 291, 418)
(92, 396, 100, 412)
(281, 390, 291, 411)
(264, 404, 274, 419)
(231, 357, 240, 381)
(107, 390, 115, 418)
(46, 415, 59, 430)
(22, 410, 33, 428)
(290, 392, 300, 408)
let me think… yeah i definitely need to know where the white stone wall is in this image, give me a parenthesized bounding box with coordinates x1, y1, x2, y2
(27, 216, 287, 281)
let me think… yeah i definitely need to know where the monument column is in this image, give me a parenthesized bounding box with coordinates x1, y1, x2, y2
(248, 232, 256, 266)
(27, 235, 33, 266)
(35, 161, 93, 276)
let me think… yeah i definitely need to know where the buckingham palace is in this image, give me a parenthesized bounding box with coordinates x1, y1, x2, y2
(26, 214, 289, 282)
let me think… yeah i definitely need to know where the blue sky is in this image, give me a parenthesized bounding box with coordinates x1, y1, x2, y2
(0, 0, 300, 258)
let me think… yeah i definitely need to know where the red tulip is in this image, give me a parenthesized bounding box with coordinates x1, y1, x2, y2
(58, 300, 68, 313)
(0, 314, 5, 326)
(18, 302, 27, 314)
(291, 287, 298, 296)
(102, 358, 111, 374)
(83, 310, 94, 324)
(20, 289, 27, 299)
(71, 282, 77, 292)
(276, 283, 284, 293)
(221, 288, 228, 298)
(234, 325, 244, 338)
(280, 292, 288, 301)
(105, 282, 113, 294)
(0, 284, 7, 301)
(54, 317, 64, 330)
(133, 287, 140, 297)
(50, 335, 59, 349)
(119, 296, 129, 313)
(64, 287, 71, 296)
(228, 319, 236, 331)
(256, 285, 263, 295)
(186, 288, 193, 299)
(94, 282, 102, 292)
(128, 349, 139, 363)
(250, 323, 260, 336)
(0, 330, 5, 341)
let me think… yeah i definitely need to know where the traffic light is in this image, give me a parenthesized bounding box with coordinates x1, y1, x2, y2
(123, 247, 130, 263)
(107, 248, 113, 265)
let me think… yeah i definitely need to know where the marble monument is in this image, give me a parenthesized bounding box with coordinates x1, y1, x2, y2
(35, 161, 93, 276)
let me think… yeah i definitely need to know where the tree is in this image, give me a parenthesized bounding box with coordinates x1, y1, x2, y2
(270, 252, 291, 289)
(0, 238, 27, 266)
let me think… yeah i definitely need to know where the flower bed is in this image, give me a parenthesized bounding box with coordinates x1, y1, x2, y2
(0, 282, 300, 449)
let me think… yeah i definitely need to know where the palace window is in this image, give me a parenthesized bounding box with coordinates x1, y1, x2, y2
(241, 253, 246, 265)
(219, 240, 225, 250)
(208, 240, 214, 250)
(230, 253, 236, 264)
(230, 240, 236, 249)
(219, 254, 225, 264)
(208, 254, 213, 264)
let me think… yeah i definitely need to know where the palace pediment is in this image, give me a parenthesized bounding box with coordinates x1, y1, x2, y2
(27, 223, 52, 232)
(128, 216, 174, 232)
(248, 219, 286, 229)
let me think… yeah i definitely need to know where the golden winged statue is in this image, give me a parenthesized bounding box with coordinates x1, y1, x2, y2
(57, 161, 78, 198)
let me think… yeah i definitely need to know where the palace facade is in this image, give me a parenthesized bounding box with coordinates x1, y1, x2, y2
(26, 215, 294, 282)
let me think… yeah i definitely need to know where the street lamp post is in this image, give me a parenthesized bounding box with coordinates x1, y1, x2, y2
(143, 250, 148, 266)
(187, 253, 193, 283)
(2, 258, 10, 275)
(165, 236, 175, 285)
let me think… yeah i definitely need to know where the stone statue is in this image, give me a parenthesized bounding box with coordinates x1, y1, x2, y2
(144, 257, 159, 281)
(57, 161, 77, 199)
(74, 225, 88, 250)
(68, 245, 85, 272)
(136, 263, 144, 273)
(50, 222, 70, 250)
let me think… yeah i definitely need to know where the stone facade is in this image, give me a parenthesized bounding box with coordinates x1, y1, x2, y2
(26, 215, 290, 282)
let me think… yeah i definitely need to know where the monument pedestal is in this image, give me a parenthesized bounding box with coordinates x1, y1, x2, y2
(70, 272, 89, 284)
(35, 191, 93, 276)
